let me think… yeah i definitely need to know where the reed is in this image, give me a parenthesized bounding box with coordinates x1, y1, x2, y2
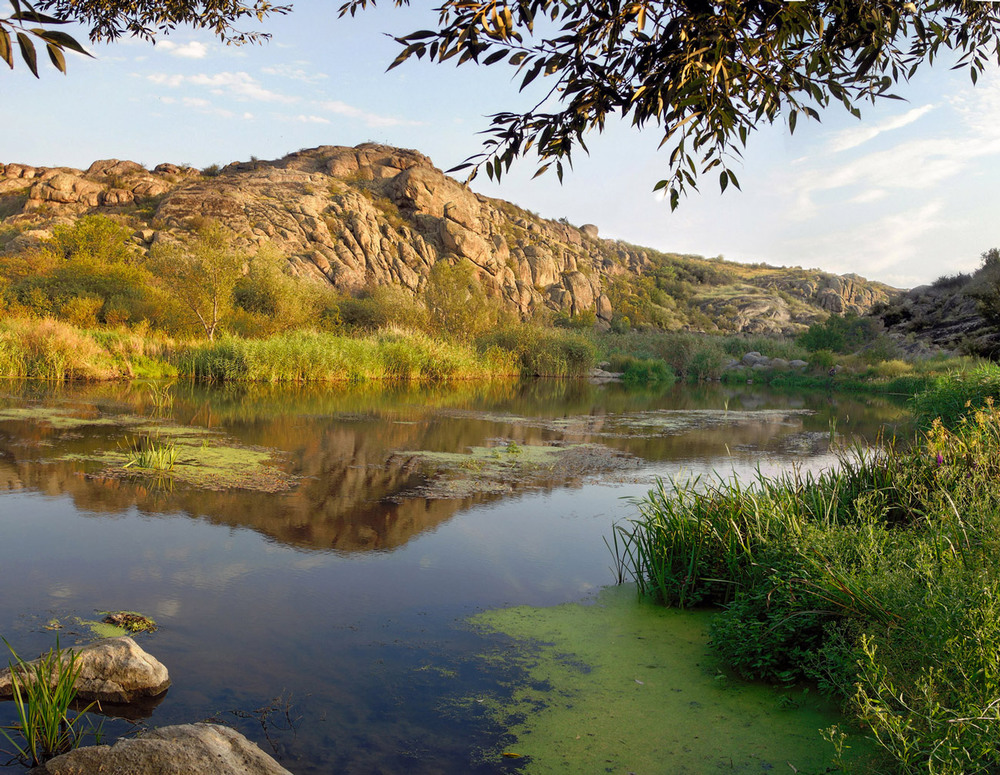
(121, 435, 179, 471)
(179, 328, 519, 383)
(612, 393, 1000, 772)
(0, 640, 100, 767)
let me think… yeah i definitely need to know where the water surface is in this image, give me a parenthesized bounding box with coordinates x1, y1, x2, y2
(0, 379, 910, 772)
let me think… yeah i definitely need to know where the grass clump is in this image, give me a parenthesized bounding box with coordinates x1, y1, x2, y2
(608, 355, 676, 385)
(477, 324, 596, 377)
(120, 435, 179, 471)
(0, 640, 100, 767)
(611, 389, 1000, 773)
(178, 328, 517, 383)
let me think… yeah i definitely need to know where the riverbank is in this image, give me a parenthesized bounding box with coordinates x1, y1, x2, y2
(612, 367, 1000, 773)
(0, 315, 980, 395)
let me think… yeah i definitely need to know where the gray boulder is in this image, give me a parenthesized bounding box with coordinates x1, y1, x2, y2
(30, 723, 293, 775)
(0, 637, 169, 704)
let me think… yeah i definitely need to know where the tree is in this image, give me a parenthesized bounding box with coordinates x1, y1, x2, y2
(340, 0, 1000, 206)
(1, 0, 286, 76)
(424, 258, 505, 340)
(149, 223, 247, 341)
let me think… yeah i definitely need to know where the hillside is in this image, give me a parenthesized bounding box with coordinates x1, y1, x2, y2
(0, 144, 897, 335)
(875, 257, 1000, 358)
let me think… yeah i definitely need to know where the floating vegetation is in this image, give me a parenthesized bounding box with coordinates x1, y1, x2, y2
(437, 407, 815, 440)
(470, 585, 878, 773)
(390, 441, 639, 500)
(0, 406, 120, 430)
(100, 611, 157, 634)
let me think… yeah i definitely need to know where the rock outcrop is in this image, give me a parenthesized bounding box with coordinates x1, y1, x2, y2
(30, 723, 293, 775)
(875, 272, 1000, 357)
(0, 144, 896, 333)
(0, 637, 170, 704)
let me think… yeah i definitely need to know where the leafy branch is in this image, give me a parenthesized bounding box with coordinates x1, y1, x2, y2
(0, 0, 91, 76)
(339, 0, 1000, 208)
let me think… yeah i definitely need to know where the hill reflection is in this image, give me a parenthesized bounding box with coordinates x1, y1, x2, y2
(0, 380, 912, 553)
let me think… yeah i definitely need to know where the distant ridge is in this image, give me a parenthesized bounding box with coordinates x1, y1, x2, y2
(0, 144, 898, 334)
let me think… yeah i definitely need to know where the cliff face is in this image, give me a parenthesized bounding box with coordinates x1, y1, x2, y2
(0, 144, 896, 333)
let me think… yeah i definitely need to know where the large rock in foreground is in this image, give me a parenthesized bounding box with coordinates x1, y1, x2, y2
(30, 723, 294, 775)
(0, 636, 169, 704)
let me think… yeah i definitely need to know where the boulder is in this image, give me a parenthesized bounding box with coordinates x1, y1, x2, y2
(789, 359, 809, 369)
(0, 637, 170, 704)
(30, 723, 293, 775)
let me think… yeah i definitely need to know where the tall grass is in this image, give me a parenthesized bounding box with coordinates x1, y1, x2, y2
(476, 324, 596, 377)
(910, 362, 1000, 428)
(178, 328, 518, 383)
(0, 640, 100, 767)
(0, 318, 118, 380)
(612, 390, 1000, 772)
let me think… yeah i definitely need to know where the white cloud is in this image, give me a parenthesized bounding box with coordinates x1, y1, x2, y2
(189, 71, 297, 102)
(785, 200, 948, 287)
(146, 71, 298, 103)
(293, 115, 331, 124)
(158, 40, 209, 59)
(827, 104, 935, 153)
(850, 189, 888, 204)
(148, 73, 185, 88)
(261, 63, 328, 84)
(315, 99, 425, 128)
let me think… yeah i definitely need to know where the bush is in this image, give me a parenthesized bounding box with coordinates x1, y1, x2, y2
(608, 355, 675, 385)
(797, 312, 881, 354)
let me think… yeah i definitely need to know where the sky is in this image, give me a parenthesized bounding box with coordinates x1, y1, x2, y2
(5, 3, 1000, 290)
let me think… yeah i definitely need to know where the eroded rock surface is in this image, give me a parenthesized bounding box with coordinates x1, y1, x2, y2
(30, 723, 293, 775)
(0, 143, 896, 333)
(0, 636, 170, 704)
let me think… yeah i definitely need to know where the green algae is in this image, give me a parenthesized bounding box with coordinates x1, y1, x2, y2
(72, 435, 291, 492)
(471, 585, 880, 774)
(0, 406, 120, 429)
(395, 442, 638, 499)
(11, 403, 297, 491)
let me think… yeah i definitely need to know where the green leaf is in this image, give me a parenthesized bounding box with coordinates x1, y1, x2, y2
(46, 41, 64, 73)
(16, 31, 37, 77)
(720, 169, 729, 193)
(0, 28, 13, 69)
(34, 30, 91, 56)
(483, 48, 507, 65)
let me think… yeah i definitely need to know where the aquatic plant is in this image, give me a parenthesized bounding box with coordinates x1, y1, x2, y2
(0, 640, 100, 767)
(121, 435, 179, 471)
(612, 395, 1000, 772)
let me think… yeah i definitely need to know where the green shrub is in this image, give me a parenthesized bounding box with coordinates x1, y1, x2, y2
(798, 312, 881, 354)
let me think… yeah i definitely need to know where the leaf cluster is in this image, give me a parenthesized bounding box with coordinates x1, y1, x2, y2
(341, 0, 1000, 206)
(0, 0, 91, 76)
(32, 0, 290, 44)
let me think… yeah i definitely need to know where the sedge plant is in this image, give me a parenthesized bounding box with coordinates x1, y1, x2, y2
(0, 639, 100, 767)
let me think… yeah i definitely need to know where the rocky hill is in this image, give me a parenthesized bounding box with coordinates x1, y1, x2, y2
(0, 144, 897, 334)
(875, 263, 1000, 358)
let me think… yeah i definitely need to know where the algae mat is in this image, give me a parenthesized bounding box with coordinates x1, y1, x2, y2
(472, 585, 877, 774)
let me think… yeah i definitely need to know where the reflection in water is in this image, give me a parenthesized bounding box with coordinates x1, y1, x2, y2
(0, 380, 911, 554)
(0, 380, 913, 773)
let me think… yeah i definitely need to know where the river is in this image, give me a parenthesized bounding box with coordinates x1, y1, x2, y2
(0, 379, 911, 773)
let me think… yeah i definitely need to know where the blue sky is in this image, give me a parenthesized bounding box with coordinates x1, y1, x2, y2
(6, 3, 1000, 290)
